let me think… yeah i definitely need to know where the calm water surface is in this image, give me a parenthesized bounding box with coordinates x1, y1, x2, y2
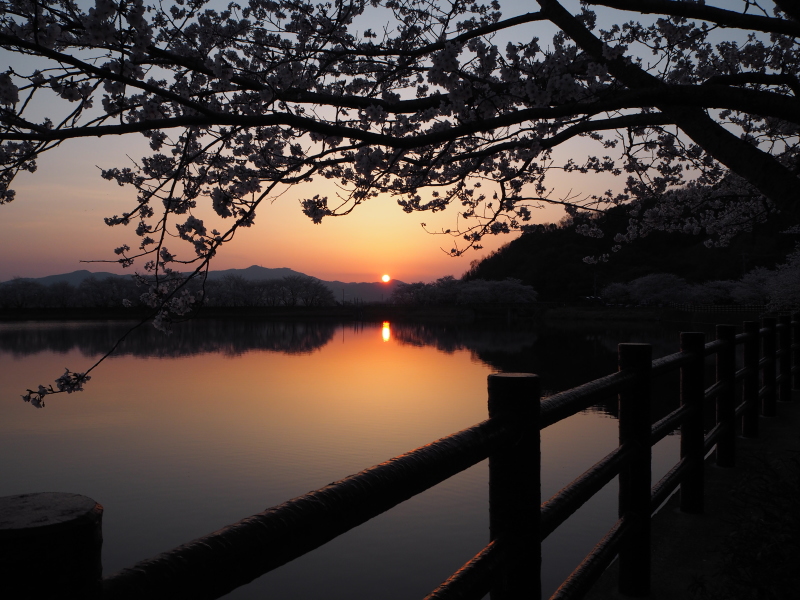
(0, 318, 706, 598)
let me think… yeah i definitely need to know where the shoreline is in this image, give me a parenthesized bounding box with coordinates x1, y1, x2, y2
(0, 304, 769, 325)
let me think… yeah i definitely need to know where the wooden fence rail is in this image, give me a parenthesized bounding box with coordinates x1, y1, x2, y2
(2, 313, 799, 599)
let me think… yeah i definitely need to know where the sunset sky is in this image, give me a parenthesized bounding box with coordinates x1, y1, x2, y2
(0, 0, 668, 284)
(3, 111, 609, 286)
(0, 131, 615, 283)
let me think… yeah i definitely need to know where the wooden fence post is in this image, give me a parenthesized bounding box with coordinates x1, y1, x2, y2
(716, 325, 736, 467)
(742, 321, 760, 438)
(617, 343, 652, 597)
(762, 317, 777, 417)
(778, 315, 791, 402)
(793, 312, 800, 392)
(488, 373, 541, 600)
(680, 332, 705, 513)
(0, 493, 103, 599)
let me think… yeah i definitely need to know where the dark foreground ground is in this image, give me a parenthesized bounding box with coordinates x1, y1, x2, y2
(585, 393, 800, 600)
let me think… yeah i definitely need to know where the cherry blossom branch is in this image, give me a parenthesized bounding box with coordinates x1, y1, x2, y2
(537, 0, 800, 213)
(773, 0, 800, 22)
(0, 33, 217, 118)
(589, 0, 800, 37)
(4, 82, 798, 147)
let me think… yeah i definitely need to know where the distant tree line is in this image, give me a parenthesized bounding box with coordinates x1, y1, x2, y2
(601, 248, 800, 312)
(0, 276, 141, 309)
(0, 274, 336, 309)
(204, 275, 335, 308)
(390, 276, 537, 306)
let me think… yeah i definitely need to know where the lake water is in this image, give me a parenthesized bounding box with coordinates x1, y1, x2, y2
(0, 318, 709, 598)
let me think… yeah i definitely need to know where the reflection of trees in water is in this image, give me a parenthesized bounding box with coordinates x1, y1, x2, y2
(0, 320, 337, 358)
(465, 322, 711, 423)
(392, 322, 637, 420)
(391, 323, 537, 356)
(565, 323, 721, 424)
(474, 328, 619, 396)
(3, 319, 715, 424)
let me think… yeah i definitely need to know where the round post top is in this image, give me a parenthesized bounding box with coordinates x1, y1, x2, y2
(0, 493, 102, 538)
(488, 372, 538, 378)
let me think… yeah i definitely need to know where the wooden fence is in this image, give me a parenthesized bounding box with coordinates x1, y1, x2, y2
(2, 314, 799, 600)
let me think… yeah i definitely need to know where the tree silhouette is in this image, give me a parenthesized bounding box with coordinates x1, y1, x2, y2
(2, 2, 797, 271)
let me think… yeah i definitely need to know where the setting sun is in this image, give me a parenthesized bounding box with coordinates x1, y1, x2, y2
(381, 274, 391, 282)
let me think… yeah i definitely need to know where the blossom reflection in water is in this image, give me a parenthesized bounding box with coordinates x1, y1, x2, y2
(382, 321, 391, 342)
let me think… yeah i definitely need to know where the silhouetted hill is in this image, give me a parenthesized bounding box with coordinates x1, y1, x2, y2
(11, 270, 123, 287)
(463, 206, 797, 302)
(205, 265, 306, 281)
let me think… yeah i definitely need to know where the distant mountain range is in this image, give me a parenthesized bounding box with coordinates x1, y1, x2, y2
(3, 265, 406, 303)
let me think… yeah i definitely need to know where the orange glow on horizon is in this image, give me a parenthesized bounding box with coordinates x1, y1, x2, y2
(1, 129, 622, 282)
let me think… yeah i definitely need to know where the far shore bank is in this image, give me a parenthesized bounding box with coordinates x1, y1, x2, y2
(0, 304, 479, 323)
(540, 304, 770, 326)
(0, 303, 772, 326)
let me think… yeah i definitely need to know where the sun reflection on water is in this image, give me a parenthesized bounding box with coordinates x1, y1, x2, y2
(382, 321, 391, 342)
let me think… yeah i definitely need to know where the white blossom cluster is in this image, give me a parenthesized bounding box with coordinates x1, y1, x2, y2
(21, 369, 91, 408)
(2, 0, 799, 399)
(601, 247, 800, 311)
